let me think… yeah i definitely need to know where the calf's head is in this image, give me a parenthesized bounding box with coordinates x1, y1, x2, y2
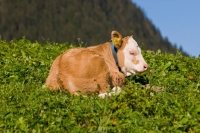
(111, 31, 148, 76)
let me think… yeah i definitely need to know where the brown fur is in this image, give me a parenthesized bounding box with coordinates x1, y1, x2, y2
(132, 57, 139, 64)
(45, 31, 126, 95)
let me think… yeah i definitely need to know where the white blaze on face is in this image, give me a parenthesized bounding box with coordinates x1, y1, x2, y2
(121, 37, 148, 76)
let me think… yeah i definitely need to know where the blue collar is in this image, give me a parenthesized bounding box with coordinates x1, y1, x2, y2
(110, 42, 118, 65)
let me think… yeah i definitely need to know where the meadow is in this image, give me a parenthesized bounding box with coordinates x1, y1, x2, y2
(0, 38, 200, 132)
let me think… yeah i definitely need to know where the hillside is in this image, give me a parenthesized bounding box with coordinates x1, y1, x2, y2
(0, 39, 199, 132)
(0, 0, 185, 54)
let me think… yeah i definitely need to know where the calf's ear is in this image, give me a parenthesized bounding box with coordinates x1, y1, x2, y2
(111, 31, 123, 49)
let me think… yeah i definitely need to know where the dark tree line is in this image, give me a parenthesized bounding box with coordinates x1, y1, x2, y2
(0, 0, 185, 54)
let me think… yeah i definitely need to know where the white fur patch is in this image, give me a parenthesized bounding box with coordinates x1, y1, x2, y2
(98, 86, 122, 98)
(68, 79, 76, 92)
(111, 86, 122, 95)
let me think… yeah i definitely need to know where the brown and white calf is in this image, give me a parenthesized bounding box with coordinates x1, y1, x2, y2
(45, 31, 148, 97)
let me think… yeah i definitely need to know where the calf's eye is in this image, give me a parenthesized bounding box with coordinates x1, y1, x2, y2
(129, 50, 136, 56)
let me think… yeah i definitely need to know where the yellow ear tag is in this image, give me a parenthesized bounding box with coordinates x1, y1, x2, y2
(112, 37, 119, 47)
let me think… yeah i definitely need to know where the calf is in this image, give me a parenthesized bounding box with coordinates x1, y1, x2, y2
(45, 31, 148, 97)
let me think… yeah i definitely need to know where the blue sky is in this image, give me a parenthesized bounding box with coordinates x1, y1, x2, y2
(131, 0, 200, 57)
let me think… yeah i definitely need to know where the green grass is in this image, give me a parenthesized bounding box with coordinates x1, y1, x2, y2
(0, 38, 200, 132)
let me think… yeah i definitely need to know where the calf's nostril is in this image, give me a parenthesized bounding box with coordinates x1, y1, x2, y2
(144, 64, 148, 70)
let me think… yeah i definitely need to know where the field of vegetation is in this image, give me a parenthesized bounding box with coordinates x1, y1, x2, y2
(0, 38, 200, 132)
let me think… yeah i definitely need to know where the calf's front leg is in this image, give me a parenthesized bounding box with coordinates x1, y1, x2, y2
(98, 71, 125, 98)
(110, 71, 126, 87)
